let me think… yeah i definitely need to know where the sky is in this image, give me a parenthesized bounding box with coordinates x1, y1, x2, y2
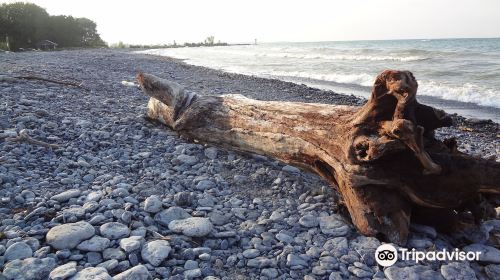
(3, 0, 500, 45)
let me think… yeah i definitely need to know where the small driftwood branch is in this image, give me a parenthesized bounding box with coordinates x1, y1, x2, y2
(6, 129, 59, 149)
(137, 70, 500, 245)
(14, 75, 88, 90)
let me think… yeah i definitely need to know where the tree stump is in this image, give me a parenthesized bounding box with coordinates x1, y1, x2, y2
(137, 70, 499, 245)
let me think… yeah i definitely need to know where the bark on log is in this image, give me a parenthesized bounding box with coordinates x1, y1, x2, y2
(137, 70, 500, 245)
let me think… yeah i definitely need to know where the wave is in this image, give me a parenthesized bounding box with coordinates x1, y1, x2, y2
(267, 71, 374, 87)
(140, 48, 428, 62)
(418, 81, 500, 108)
(257, 52, 428, 62)
(137, 44, 500, 109)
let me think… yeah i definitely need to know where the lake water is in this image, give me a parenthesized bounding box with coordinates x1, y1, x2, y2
(139, 38, 500, 122)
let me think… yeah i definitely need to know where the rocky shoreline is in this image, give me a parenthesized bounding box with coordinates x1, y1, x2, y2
(0, 49, 498, 280)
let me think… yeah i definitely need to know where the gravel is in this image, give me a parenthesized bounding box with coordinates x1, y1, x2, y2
(0, 49, 498, 279)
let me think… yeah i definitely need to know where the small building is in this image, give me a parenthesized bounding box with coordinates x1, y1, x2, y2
(36, 40, 58, 51)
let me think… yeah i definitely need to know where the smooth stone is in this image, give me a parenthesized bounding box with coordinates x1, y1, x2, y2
(385, 265, 444, 280)
(269, 210, 285, 221)
(141, 240, 171, 266)
(196, 180, 215, 191)
(204, 147, 218, 159)
(49, 262, 77, 280)
(286, 254, 308, 267)
(51, 190, 81, 202)
(46, 221, 95, 250)
(144, 195, 162, 213)
(86, 252, 103, 265)
(242, 249, 260, 259)
(168, 217, 213, 237)
(261, 268, 279, 278)
(299, 214, 319, 228)
(4, 242, 33, 261)
(184, 260, 199, 270)
(329, 272, 343, 280)
(348, 266, 372, 278)
(2, 257, 56, 280)
(199, 253, 211, 261)
(485, 264, 500, 279)
(103, 247, 126, 260)
(246, 257, 276, 268)
(407, 237, 433, 249)
(410, 223, 437, 238)
(33, 246, 50, 258)
(99, 222, 130, 239)
(440, 262, 476, 280)
(177, 154, 198, 165)
(113, 265, 151, 280)
(119, 236, 144, 253)
(174, 192, 193, 206)
(318, 215, 350, 236)
(154, 206, 191, 226)
(197, 196, 215, 207)
(111, 188, 129, 198)
(276, 233, 294, 243)
(87, 191, 104, 202)
(463, 244, 500, 263)
(97, 259, 119, 271)
(184, 269, 202, 279)
(282, 165, 300, 173)
(89, 214, 106, 225)
(76, 236, 110, 252)
(69, 267, 111, 280)
(209, 211, 230, 226)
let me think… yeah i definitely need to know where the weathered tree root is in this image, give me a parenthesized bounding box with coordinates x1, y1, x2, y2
(137, 70, 500, 245)
(14, 75, 88, 91)
(6, 129, 59, 149)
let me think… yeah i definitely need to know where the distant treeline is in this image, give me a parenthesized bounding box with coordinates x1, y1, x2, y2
(112, 36, 229, 49)
(0, 2, 106, 51)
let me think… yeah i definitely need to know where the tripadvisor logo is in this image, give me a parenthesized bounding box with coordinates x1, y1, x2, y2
(375, 244, 398, 267)
(375, 244, 482, 267)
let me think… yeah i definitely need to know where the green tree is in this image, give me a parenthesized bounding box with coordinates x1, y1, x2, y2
(76, 18, 106, 47)
(0, 2, 106, 50)
(204, 36, 215, 45)
(0, 2, 49, 50)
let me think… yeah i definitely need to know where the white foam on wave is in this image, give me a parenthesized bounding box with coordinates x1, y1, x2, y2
(140, 48, 427, 63)
(268, 71, 374, 87)
(419, 81, 500, 108)
(258, 52, 427, 62)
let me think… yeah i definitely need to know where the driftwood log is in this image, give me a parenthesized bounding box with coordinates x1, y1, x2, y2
(137, 70, 499, 245)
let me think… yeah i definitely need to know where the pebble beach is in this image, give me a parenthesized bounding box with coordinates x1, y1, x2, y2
(0, 49, 499, 280)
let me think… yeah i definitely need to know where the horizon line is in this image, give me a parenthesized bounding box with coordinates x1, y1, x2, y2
(112, 36, 500, 46)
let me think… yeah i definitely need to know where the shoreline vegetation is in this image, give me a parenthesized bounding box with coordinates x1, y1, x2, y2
(0, 2, 106, 51)
(110, 36, 251, 50)
(0, 2, 249, 52)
